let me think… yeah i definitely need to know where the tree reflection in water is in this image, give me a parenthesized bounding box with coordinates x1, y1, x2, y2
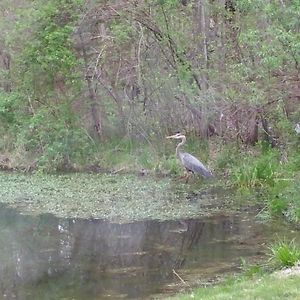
(0, 204, 269, 299)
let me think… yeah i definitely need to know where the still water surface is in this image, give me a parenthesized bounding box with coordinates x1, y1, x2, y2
(0, 204, 294, 299)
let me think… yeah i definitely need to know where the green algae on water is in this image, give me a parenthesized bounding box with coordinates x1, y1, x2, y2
(0, 172, 227, 221)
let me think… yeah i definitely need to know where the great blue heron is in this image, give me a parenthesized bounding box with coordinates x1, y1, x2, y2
(166, 133, 213, 181)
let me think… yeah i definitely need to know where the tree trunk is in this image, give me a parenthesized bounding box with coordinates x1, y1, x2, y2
(0, 50, 12, 92)
(78, 32, 103, 139)
(196, 0, 209, 89)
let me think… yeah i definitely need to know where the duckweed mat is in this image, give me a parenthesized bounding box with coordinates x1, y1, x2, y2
(0, 172, 228, 222)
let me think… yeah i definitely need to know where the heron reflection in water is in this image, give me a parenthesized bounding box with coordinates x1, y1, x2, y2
(166, 133, 213, 182)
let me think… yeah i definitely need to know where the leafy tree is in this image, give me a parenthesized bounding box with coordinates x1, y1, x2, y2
(8, 0, 91, 170)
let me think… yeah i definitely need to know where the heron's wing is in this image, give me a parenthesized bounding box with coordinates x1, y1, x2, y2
(180, 152, 213, 178)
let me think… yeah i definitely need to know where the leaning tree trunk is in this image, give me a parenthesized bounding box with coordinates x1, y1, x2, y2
(79, 32, 103, 139)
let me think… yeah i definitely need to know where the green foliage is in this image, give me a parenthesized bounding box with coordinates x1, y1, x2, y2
(235, 0, 300, 74)
(16, 105, 94, 172)
(260, 145, 300, 221)
(226, 142, 300, 224)
(84, 134, 203, 176)
(216, 144, 241, 170)
(231, 148, 279, 189)
(277, 181, 300, 223)
(173, 271, 300, 300)
(268, 238, 300, 268)
(268, 198, 288, 216)
(36, 127, 93, 172)
(286, 149, 300, 173)
(159, 155, 181, 175)
(110, 21, 133, 43)
(136, 150, 154, 170)
(20, 0, 82, 91)
(183, 136, 209, 162)
(240, 258, 264, 278)
(157, 0, 180, 9)
(0, 91, 23, 152)
(0, 91, 19, 126)
(0, 0, 300, 181)
(93, 137, 183, 175)
(0, 0, 88, 171)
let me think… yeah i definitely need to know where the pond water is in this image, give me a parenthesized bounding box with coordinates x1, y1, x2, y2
(0, 203, 296, 299)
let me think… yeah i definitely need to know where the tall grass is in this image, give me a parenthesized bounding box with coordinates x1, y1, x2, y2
(92, 135, 210, 175)
(221, 144, 300, 224)
(268, 238, 300, 268)
(230, 148, 280, 189)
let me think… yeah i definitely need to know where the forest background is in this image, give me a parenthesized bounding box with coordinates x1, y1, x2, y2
(0, 0, 300, 220)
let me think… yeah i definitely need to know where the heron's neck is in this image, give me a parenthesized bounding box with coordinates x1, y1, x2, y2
(176, 137, 186, 157)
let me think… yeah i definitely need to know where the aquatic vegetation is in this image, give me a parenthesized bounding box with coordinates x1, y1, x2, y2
(240, 258, 264, 278)
(0, 172, 225, 221)
(268, 238, 300, 268)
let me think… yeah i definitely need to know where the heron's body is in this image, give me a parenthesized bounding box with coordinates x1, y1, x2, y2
(178, 152, 213, 178)
(167, 133, 213, 180)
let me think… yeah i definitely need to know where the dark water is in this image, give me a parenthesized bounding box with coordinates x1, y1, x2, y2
(0, 204, 294, 300)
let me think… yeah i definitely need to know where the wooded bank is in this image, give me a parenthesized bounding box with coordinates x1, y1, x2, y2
(0, 0, 299, 171)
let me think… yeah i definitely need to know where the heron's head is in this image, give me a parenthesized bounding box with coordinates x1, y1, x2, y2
(166, 133, 186, 140)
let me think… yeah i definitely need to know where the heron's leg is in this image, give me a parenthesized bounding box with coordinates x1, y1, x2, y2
(185, 171, 193, 183)
(178, 169, 187, 180)
(178, 170, 192, 183)
(185, 173, 189, 183)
